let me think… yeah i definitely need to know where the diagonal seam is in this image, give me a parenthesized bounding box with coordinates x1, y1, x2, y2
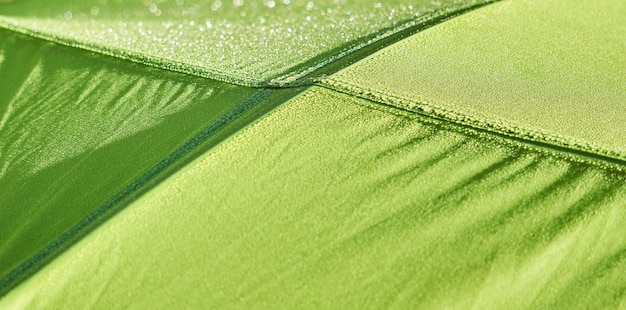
(267, 0, 503, 87)
(0, 20, 261, 87)
(0, 88, 280, 297)
(0, 0, 502, 89)
(0, 0, 505, 297)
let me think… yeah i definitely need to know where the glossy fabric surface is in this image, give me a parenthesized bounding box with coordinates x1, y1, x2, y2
(2, 87, 624, 309)
(1, 0, 626, 307)
(0, 29, 258, 283)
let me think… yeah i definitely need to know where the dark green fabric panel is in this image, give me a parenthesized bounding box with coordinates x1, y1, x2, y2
(4, 87, 623, 308)
(0, 29, 258, 283)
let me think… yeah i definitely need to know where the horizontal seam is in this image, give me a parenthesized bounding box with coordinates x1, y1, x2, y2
(317, 78, 626, 174)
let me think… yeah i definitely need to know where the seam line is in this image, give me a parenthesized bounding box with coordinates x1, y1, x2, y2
(317, 79, 626, 174)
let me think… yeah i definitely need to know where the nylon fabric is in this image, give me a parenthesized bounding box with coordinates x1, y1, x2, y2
(0, 29, 258, 283)
(3, 87, 624, 309)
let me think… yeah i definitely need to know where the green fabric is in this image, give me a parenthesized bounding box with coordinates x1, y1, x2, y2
(322, 0, 626, 161)
(0, 0, 492, 86)
(3, 87, 624, 309)
(2, 0, 625, 307)
(0, 29, 261, 286)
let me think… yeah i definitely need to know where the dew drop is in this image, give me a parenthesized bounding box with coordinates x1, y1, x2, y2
(211, 0, 222, 11)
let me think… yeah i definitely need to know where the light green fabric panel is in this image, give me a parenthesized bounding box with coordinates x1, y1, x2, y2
(0, 0, 494, 85)
(3, 87, 624, 309)
(322, 0, 626, 161)
(0, 29, 260, 287)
